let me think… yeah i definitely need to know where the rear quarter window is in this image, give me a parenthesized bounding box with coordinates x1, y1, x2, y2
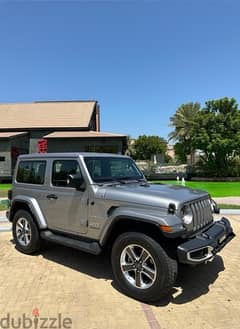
(16, 160, 46, 185)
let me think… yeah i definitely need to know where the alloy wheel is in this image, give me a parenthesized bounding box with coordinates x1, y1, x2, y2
(120, 244, 157, 289)
(15, 217, 32, 247)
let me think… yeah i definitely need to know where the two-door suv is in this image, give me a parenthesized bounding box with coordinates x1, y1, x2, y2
(7, 153, 235, 302)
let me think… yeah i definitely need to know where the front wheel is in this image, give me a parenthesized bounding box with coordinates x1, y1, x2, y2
(111, 232, 177, 302)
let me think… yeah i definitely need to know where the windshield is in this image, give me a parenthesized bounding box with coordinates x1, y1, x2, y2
(84, 156, 144, 183)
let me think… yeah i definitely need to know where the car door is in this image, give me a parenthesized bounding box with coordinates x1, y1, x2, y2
(40, 158, 88, 234)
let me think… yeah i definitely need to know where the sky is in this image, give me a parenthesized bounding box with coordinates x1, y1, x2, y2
(0, 0, 240, 140)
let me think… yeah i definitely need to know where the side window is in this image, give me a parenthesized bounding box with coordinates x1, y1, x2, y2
(52, 160, 82, 187)
(16, 161, 46, 185)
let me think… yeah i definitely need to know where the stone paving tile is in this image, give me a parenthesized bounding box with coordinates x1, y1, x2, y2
(151, 216, 240, 329)
(214, 197, 240, 205)
(0, 216, 239, 329)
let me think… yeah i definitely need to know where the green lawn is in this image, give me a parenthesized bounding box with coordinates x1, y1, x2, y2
(0, 184, 11, 197)
(0, 198, 10, 210)
(218, 204, 240, 209)
(0, 204, 8, 211)
(151, 181, 240, 197)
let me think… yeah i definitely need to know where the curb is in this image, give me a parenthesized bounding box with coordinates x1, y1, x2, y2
(220, 209, 240, 215)
(0, 227, 11, 232)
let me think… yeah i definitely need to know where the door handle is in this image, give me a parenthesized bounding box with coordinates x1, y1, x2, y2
(46, 194, 58, 200)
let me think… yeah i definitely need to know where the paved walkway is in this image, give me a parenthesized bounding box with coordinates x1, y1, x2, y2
(213, 197, 240, 205)
(0, 216, 239, 329)
(0, 210, 7, 220)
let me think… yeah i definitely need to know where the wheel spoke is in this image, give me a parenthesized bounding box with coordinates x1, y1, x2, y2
(126, 246, 137, 262)
(17, 231, 23, 239)
(122, 264, 135, 272)
(23, 234, 27, 245)
(135, 271, 142, 287)
(139, 249, 149, 263)
(24, 221, 29, 230)
(16, 222, 24, 230)
(25, 234, 30, 245)
(141, 265, 155, 281)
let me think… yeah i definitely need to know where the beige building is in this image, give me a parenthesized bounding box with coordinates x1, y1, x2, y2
(0, 100, 127, 180)
(166, 144, 175, 159)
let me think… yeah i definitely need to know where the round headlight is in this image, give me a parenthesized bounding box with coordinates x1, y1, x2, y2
(182, 205, 193, 225)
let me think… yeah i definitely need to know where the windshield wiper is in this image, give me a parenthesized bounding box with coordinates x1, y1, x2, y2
(94, 178, 126, 186)
(94, 177, 146, 186)
(114, 177, 148, 184)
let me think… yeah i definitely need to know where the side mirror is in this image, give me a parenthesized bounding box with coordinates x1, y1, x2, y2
(67, 174, 86, 191)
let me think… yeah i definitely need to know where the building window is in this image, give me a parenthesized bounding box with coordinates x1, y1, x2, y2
(85, 145, 119, 153)
(0, 157, 5, 162)
(16, 161, 46, 185)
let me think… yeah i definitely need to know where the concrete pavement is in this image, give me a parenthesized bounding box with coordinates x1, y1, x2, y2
(0, 210, 11, 232)
(0, 216, 239, 329)
(213, 196, 240, 205)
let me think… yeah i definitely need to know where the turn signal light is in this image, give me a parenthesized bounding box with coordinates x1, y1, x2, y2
(160, 225, 172, 233)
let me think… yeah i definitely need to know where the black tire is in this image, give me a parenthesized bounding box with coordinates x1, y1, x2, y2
(111, 232, 177, 302)
(12, 210, 41, 254)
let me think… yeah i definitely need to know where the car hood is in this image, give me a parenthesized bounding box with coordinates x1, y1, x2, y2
(96, 183, 209, 209)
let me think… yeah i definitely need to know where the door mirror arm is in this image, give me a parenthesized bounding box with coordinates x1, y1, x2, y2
(76, 181, 86, 192)
(67, 175, 86, 191)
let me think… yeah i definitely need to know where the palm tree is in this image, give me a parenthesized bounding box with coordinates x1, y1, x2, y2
(169, 102, 200, 164)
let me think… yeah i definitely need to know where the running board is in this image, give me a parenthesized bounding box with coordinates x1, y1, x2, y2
(40, 230, 102, 255)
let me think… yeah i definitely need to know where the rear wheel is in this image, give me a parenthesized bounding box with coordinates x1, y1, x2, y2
(111, 232, 177, 302)
(12, 210, 41, 254)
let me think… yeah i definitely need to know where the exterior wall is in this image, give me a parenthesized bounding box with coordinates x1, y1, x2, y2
(29, 130, 52, 153)
(0, 135, 29, 180)
(10, 134, 29, 174)
(47, 138, 125, 154)
(0, 140, 11, 179)
(88, 104, 100, 132)
(166, 144, 175, 159)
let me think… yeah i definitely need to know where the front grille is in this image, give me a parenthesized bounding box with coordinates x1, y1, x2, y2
(189, 198, 213, 231)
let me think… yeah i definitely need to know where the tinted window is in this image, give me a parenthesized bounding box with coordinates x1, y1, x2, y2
(52, 160, 82, 187)
(84, 157, 144, 182)
(16, 161, 46, 185)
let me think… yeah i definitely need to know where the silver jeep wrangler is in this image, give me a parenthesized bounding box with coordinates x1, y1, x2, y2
(7, 153, 235, 302)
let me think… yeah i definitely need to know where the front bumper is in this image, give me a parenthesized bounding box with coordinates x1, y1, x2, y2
(177, 217, 235, 265)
